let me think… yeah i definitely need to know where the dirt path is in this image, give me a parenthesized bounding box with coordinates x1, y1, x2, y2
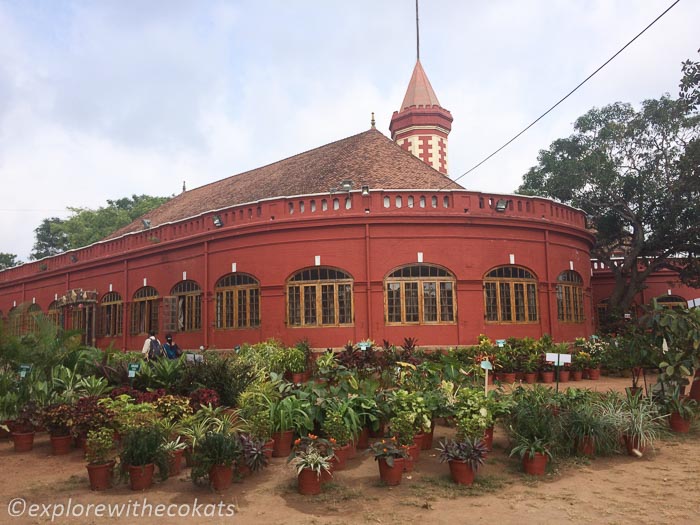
(2, 376, 698, 525)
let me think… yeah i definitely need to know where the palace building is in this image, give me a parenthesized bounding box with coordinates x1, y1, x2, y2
(0, 60, 695, 351)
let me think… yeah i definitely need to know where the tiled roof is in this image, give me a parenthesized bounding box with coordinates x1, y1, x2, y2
(399, 60, 442, 110)
(108, 128, 463, 238)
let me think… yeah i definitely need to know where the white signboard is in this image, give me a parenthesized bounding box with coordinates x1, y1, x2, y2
(546, 353, 572, 366)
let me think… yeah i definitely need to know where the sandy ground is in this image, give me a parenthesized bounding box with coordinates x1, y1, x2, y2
(1, 375, 698, 525)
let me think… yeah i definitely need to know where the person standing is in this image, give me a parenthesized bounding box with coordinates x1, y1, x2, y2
(163, 334, 181, 359)
(141, 330, 162, 360)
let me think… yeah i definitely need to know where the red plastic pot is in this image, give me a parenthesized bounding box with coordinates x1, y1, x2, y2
(448, 460, 476, 485)
(669, 412, 691, 433)
(11, 431, 35, 453)
(501, 372, 517, 384)
(128, 463, 154, 491)
(421, 422, 436, 451)
(378, 457, 404, 486)
(404, 444, 420, 472)
(524, 372, 537, 384)
(482, 426, 494, 452)
(522, 452, 548, 476)
(209, 464, 234, 491)
(86, 461, 115, 491)
(271, 430, 294, 457)
(587, 368, 601, 380)
(356, 427, 370, 449)
(168, 448, 185, 476)
(558, 370, 570, 382)
(50, 434, 73, 455)
(540, 371, 555, 383)
(330, 443, 352, 471)
(263, 438, 274, 459)
(297, 467, 322, 495)
(578, 435, 595, 456)
(571, 370, 583, 381)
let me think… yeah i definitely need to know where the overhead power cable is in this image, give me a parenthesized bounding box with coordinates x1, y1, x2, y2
(440, 0, 681, 190)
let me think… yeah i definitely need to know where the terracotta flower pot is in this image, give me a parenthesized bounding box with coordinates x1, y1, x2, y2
(412, 434, 424, 459)
(331, 443, 352, 471)
(291, 372, 306, 384)
(421, 422, 436, 451)
(128, 463, 154, 491)
(539, 371, 555, 383)
(571, 370, 583, 381)
(86, 461, 115, 491)
(378, 457, 404, 486)
(522, 452, 548, 476)
(587, 368, 601, 380)
(404, 443, 420, 472)
(271, 429, 295, 457)
(50, 434, 73, 455)
(356, 427, 370, 449)
(482, 426, 494, 452)
(448, 460, 476, 485)
(320, 466, 333, 484)
(623, 435, 646, 457)
(669, 412, 691, 433)
(209, 464, 234, 491)
(501, 372, 517, 384)
(168, 448, 185, 476)
(11, 431, 35, 453)
(558, 370, 570, 383)
(263, 438, 274, 459)
(524, 372, 537, 384)
(297, 467, 322, 495)
(577, 435, 595, 456)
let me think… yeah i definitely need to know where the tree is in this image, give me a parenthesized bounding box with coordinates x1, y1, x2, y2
(0, 253, 20, 270)
(518, 74, 700, 319)
(29, 194, 169, 260)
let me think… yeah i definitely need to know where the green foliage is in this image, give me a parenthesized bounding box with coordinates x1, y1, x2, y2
(0, 253, 20, 270)
(119, 426, 169, 480)
(191, 431, 242, 485)
(368, 436, 408, 467)
(85, 427, 115, 465)
(269, 395, 313, 434)
(388, 412, 416, 447)
(518, 81, 700, 315)
(176, 353, 256, 407)
(321, 409, 351, 446)
(30, 194, 170, 259)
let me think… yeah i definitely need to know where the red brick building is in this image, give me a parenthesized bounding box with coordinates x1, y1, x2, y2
(0, 61, 695, 350)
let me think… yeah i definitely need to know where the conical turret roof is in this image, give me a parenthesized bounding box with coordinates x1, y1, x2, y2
(399, 60, 441, 110)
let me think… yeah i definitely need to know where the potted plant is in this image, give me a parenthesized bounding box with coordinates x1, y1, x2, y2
(388, 412, 418, 471)
(191, 430, 242, 491)
(618, 391, 665, 457)
(11, 401, 39, 453)
(571, 352, 588, 381)
(285, 346, 308, 384)
(509, 436, 552, 476)
(288, 434, 334, 486)
(368, 437, 408, 486)
(562, 400, 618, 457)
(162, 436, 187, 476)
(85, 427, 116, 490)
(522, 354, 539, 384)
(41, 403, 75, 455)
(664, 387, 698, 433)
(269, 396, 313, 457)
(436, 437, 489, 485)
(72, 396, 115, 450)
(237, 434, 269, 476)
(119, 426, 169, 490)
(321, 408, 352, 470)
(289, 440, 332, 495)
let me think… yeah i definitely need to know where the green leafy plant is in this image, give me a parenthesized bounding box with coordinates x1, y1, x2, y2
(321, 409, 352, 446)
(368, 436, 408, 467)
(119, 425, 169, 480)
(509, 436, 553, 460)
(85, 427, 115, 465)
(41, 403, 74, 436)
(388, 412, 416, 447)
(191, 431, 242, 486)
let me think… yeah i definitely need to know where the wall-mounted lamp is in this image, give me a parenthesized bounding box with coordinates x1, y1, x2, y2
(361, 185, 370, 196)
(212, 215, 223, 228)
(340, 180, 353, 191)
(495, 199, 509, 212)
(141, 219, 152, 229)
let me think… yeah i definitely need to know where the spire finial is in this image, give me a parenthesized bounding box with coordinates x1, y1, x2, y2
(416, 0, 420, 61)
(371, 112, 376, 128)
(182, 180, 186, 193)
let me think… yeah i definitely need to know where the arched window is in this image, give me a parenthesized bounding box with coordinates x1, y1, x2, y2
(215, 273, 260, 329)
(385, 264, 456, 325)
(47, 301, 61, 328)
(656, 295, 686, 310)
(287, 267, 353, 327)
(99, 292, 123, 337)
(130, 286, 159, 335)
(171, 280, 202, 332)
(7, 306, 20, 336)
(556, 270, 584, 323)
(484, 266, 538, 323)
(27, 304, 42, 333)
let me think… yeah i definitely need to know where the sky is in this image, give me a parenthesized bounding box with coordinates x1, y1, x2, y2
(0, 0, 698, 261)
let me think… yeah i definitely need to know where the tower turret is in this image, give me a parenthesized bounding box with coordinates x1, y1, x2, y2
(389, 60, 453, 174)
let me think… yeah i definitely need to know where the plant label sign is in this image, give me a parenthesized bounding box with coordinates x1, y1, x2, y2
(357, 342, 370, 351)
(19, 364, 32, 378)
(127, 363, 141, 378)
(495, 339, 506, 348)
(545, 353, 572, 366)
(480, 360, 493, 370)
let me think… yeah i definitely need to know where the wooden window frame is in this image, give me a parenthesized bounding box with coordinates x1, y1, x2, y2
(483, 266, 538, 324)
(286, 267, 354, 328)
(215, 273, 261, 330)
(556, 271, 584, 323)
(384, 264, 456, 326)
(130, 286, 159, 335)
(99, 292, 123, 337)
(171, 280, 202, 333)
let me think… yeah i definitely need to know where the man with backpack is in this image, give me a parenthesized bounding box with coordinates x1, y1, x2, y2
(163, 334, 182, 360)
(141, 330, 163, 361)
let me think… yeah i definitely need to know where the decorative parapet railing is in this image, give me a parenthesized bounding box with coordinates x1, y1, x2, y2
(0, 190, 587, 282)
